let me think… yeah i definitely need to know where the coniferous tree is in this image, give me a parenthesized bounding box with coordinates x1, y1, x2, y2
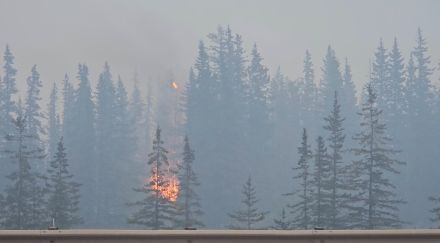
(70, 64, 96, 226)
(61, 74, 75, 150)
(174, 136, 204, 228)
(340, 58, 359, 138)
(228, 176, 268, 229)
(405, 54, 417, 116)
(24, 65, 46, 173)
(0, 45, 18, 187)
(111, 77, 137, 226)
(94, 62, 117, 226)
(403, 29, 435, 226)
(246, 44, 272, 175)
(145, 82, 154, 150)
(127, 126, 174, 229)
(25, 65, 45, 140)
(0, 45, 18, 134)
(349, 84, 405, 229)
(299, 50, 317, 133)
(319, 46, 343, 115)
(272, 208, 290, 230)
(411, 28, 433, 119)
(47, 82, 61, 159)
(46, 137, 81, 228)
(371, 39, 390, 114)
(387, 38, 407, 133)
(287, 128, 313, 229)
(323, 91, 347, 228)
(1, 107, 47, 229)
(195, 26, 248, 227)
(429, 197, 440, 228)
(186, 41, 213, 144)
(271, 67, 300, 190)
(311, 136, 331, 228)
(129, 73, 148, 172)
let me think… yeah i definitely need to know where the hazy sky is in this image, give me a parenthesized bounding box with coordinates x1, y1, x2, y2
(0, 0, 439, 100)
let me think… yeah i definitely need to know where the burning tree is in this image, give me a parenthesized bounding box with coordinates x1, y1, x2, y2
(127, 126, 177, 229)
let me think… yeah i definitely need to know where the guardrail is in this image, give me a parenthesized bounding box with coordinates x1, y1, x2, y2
(0, 229, 440, 242)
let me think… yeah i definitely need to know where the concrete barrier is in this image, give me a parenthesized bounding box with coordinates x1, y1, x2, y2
(0, 229, 440, 243)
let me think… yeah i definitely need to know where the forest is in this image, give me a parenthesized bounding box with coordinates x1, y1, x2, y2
(0, 25, 439, 230)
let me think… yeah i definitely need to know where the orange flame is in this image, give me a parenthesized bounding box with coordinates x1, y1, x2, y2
(162, 176, 179, 202)
(147, 169, 179, 202)
(170, 81, 178, 89)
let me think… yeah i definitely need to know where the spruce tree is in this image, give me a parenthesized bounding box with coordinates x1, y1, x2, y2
(311, 136, 331, 228)
(246, 44, 272, 175)
(174, 136, 204, 228)
(70, 64, 96, 226)
(127, 126, 174, 229)
(1, 107, 47, 229)
(323, 91, 346, 228)
(25, 65, 45, 141)
(299, 50, 317, 132)
(387, 38, 407, 132)
(340, 58, 359, 139)
(0, 45, 18, 187)
(94, 62, 117, 226)
(287, 128, 313, 229)
(228, 176, 268, 229)
(47, 82, 61, 159)
(411, 28, 433, 118)
(24, 65, 46, 172)
(349, 84, 405, 229)
(46, 137, 81, 228)
(186, 40, 213, 146)
(111, 77, 137, 226)
(200, 26, 248, 227)
(61, 74, 75, 154)
(0, 45, 18, 133)
(429, 197, 440, 227)
(272, 208, 290, 230)
(271, 67, 300, 187)
(371, 39, 390, 114)
(129, 73, 148, 173)
(319, 46, 343, 115)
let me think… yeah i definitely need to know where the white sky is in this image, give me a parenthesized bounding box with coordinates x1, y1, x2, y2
(0, 0, 439, 100)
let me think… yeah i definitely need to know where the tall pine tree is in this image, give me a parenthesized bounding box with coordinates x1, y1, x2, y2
(70, 64, 96, 227)
(287, 128, 313, 229)
(127, 126, 174, 229)
(311, 136, 331, 228)
(174, 136, 204, 228)
(299, 50, 318, 134)
(272, 208, 290, 230)
(323, 92, 347, 228)
(47, 82, 61, 160)
(46, 137, 82, 228)
(228, 176, 268, 229)
(1, 107, 47, 229)
(0, 45, 18, 188)
(349, 84, 405, 229)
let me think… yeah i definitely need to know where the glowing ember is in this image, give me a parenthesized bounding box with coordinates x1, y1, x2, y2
(162, 176, 179, 202)
(170, 81, 178, 89)
(147, 169, 179, 202)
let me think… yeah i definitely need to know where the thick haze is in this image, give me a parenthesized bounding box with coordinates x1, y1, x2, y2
(0, 0, 439, 98)
(1, 0, 440, 230)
